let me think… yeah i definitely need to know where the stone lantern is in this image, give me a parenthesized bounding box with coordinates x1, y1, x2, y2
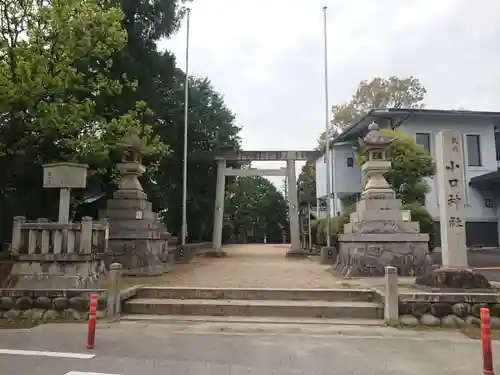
(100, 129, 171, 276)
(358, 122, 398, 200)
(334, 121, 431, 278)
(114, 130, 148, 200)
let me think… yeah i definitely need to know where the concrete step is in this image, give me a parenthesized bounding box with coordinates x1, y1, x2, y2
(135, 287, 376, 302)
(120, 314, 384, 326)
(123, 298, 383, 319)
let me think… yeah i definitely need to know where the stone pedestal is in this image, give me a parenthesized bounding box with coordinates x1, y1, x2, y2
(7, 216, 110, 289)
(8, 258, 108, 289)
(335, 122, 431, 277)
(100, 162, 171, 276)
(336, 197, 431, 277)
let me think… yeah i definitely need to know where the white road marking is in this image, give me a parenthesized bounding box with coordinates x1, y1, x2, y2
(65, 372, 123, 375)
(0, 349, 95, 359)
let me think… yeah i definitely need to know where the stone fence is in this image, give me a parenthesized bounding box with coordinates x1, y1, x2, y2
(11, 216, 109, 258)
(382, 266, 500, 328)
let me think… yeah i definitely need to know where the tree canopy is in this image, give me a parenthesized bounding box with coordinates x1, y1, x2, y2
(309, 76, 429, 203)
(224, 176, 288, 244)
(0, 0, 243, 244)
(307, 76, 436, 248)
(317, 76, 427, 150)
(296, 161, 316, 205)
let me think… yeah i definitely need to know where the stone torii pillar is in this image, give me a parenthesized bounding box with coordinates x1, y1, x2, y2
(286, 159, 304, 256)
(212, 158, 226, 250)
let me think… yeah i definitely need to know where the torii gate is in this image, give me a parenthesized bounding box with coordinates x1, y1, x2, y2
(197, 150, 321, 256)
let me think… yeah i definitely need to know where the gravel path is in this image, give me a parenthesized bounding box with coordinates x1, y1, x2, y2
(124, 244, 345, 288)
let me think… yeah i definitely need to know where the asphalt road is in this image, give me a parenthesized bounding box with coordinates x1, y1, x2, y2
(0, 320, 498, 375)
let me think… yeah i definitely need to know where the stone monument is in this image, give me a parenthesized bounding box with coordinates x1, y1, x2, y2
(415, 130, 490, 288)
(100, 130, 171, 276)
(335, 122, 431, 277)
(436, 130, 468, 267)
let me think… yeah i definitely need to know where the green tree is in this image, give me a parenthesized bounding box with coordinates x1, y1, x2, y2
(297, 161, 316, 204)
(0, 0, 165, 234)
(318, 76, 427, 149)
(0, 0, 243, 245)
(225, 176, 288, 243)
(93, 0, 242, 242)
(151, 74, 242, 241)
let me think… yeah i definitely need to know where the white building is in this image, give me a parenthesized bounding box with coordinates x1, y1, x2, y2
(315, 108, 500, 248)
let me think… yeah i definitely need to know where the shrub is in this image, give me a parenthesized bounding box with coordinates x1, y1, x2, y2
(313, 206, 353, 246)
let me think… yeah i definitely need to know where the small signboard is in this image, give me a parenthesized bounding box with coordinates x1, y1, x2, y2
(43, 162, 88, 189)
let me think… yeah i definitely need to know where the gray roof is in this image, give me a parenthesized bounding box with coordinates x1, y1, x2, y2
(330, 108, 500, 144)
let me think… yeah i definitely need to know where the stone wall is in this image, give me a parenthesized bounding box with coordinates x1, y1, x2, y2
(0, 289, 107, 322)
(396, 292, 500, 328)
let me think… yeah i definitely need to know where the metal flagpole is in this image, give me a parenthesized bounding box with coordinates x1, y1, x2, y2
(181, 6, 191, 246)
(323, 6, 332, 247)
(308, 202, 312, 250)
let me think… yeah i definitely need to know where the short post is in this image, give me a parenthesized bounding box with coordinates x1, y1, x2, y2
(384, 266, 399, 326)
(10, 216, 26, 255)
(86, 294, 99, 350)
(320, 246, 335, 265)
(58, 188, 71, 224)
(481, 307, 494, 375)
(106, 263, 123, 319)
(79, 216, 93, 254)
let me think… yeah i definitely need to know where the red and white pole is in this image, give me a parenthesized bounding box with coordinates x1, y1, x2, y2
(86, 294, 99, 350)
(481, 307, 494, 375)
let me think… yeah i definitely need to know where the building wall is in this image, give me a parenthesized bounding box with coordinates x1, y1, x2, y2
(314, 150, 335, 217)
(317, 118, 498, 220)
(315, 143, 361, 216)
(332, 142, 362, 196)
(399, 119, 497, 222)
(315, 153, 328, 199)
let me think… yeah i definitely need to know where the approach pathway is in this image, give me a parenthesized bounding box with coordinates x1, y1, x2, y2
(124, 244, 343, 288)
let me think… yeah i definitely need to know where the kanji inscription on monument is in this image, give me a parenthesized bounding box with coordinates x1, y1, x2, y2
(436, 130, 468, 267)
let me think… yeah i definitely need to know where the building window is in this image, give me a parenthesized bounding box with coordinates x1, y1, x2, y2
(467, 134, 482, 166)
(346, 157, 354, 167)
(495, 132, 500, 161)
(415, 133, 430, 152)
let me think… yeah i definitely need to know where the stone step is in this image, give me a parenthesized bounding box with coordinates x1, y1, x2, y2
(135, 287, 376, 302)
(120, 314, 384, 326)
(123, 298, 383, 319)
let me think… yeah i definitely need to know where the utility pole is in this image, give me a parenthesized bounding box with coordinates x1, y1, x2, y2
(180, 4, 192, 246)
(323, 6, 333, 247)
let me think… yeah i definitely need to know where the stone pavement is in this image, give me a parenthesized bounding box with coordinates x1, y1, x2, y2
(0, 320, 499, 374)
(124, 244, 344, 288)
